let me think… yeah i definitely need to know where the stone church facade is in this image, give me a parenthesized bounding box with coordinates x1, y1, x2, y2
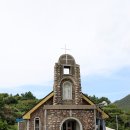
(19, 54, 109, 130)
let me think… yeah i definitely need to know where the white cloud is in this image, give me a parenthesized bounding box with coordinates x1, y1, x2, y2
(0, 0, 130, 87)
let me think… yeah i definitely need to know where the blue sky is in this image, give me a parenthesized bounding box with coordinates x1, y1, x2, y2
(82, 67, 130, 102)
(0, 67, 129, 102)
(0, 0, 130, 102)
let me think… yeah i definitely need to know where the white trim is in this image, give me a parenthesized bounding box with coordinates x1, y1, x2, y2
(27, 120, 29, 130)
(60, 117, 83, 130)
(34, 117, 41, 130)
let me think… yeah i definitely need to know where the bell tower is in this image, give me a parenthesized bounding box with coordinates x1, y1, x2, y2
(53, 54, 82, 105)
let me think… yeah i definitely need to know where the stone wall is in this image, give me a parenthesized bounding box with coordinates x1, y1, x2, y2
(53, 62, 82, 105)
(30, 106, 45, 130)
(46, 109, 95, 130)
(19, 121, 27, 130)
(28, 97, 53, 130)
(28, 106, 95, 130)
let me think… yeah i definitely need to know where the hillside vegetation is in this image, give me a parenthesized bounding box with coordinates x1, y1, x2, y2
(114, 94, 130, 113)
(0, 92, 38, 130)
(87, 94, 130, 130)
(0, 92, 130, 130)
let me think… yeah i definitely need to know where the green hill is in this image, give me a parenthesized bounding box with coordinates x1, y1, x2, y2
(114, 94, 130, 112)
(0, 92, 130, 130)
(0, 92, 38, 130)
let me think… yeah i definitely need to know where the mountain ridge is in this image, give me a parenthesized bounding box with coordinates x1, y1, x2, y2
(114, 94, 130, 112)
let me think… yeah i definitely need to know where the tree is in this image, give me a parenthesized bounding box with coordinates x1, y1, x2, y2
(21, 91, 36, 100)
(4, 96, 18, 104)
(85, 94, 111, 104)
(104, 104, 130, 130)
(0, 95, 5, 119)
(0, 120, 8, 130)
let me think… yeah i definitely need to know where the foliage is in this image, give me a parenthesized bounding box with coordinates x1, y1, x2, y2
(85, 94, 111, 104)
(0, 119, 8, 130)
(4, 96, 18, 104)
(114, 94, 130, 112)
(8, 124, 17, 130)
(15, 99, 38, 113)
(86, 94, 130, 130)
(104, 104, 130, 130)
(0, 92, 130, 130)
(21, 91, 36, 100)
(0, 92, 38, 129)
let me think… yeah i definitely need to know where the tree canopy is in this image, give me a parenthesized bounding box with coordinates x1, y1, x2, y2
(0, 92, 129, 130)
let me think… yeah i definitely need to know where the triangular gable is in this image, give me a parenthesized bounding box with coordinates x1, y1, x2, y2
(23, 92, 109, 119)
(82, 93, 109, 119)
(82, 93, 95, 105)
(23, 91, 54, 119)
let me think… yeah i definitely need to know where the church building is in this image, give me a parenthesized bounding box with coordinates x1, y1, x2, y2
(19, 54, 109, 130)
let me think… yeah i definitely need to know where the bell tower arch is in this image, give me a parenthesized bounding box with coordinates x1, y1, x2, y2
(53, 54, 82, 105)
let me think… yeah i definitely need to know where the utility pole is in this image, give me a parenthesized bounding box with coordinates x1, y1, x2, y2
(116, 115, 118, 130)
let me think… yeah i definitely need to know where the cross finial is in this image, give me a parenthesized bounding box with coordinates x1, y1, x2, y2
(61, 44, 70, 54)
(61, 44, 71, 64)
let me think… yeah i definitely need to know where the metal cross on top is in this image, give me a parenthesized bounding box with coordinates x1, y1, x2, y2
(61, 44, 70, 54)
(61, 44, 71, 64)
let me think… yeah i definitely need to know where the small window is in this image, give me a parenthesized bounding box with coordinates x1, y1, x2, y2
(34, 117, 40, 130)
(63, 66, 70, 74)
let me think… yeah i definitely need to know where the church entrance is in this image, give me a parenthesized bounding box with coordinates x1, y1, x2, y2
(61, 119, 80, 130)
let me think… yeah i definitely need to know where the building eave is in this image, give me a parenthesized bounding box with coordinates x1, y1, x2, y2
(23, 91, 54, 119)
(23, 91, 109, 120)
(82, 93, 109, 119)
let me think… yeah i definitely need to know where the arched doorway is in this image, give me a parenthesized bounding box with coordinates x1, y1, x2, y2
(60, 117, 82, 130)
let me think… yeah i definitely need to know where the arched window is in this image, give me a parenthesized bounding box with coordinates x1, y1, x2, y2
(34, 117, 40, 130)
(62, 81, 72, 100)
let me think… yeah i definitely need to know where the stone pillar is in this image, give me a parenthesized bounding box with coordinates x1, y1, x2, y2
(75, 65, 82, 105)
(53, 63, 62, 105)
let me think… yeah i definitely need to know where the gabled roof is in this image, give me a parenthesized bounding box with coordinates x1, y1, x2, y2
(82, 93, 109, 119)
(23, 92, 109, 119)
(23, 91, 54, 119)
